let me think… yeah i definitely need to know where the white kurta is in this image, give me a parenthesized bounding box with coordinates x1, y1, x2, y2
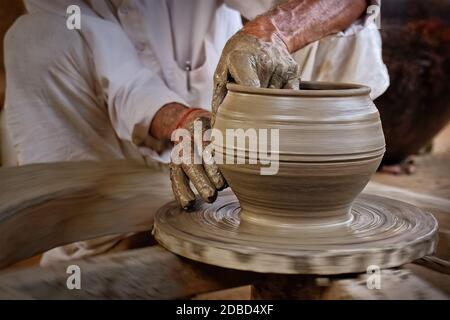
(1, 0, 388, 263)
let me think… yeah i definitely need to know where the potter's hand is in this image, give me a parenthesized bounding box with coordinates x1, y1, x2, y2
(212, 31, 300, 124)
(212, 0, 369, 124)
(149, 103, 227, 209)
(170, 109, 227, 210)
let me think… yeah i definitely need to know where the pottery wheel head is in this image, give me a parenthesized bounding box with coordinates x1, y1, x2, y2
(154, 190, 438, 274)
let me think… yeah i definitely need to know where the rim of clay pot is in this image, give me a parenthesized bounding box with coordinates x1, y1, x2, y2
(227, 81, 371, 97)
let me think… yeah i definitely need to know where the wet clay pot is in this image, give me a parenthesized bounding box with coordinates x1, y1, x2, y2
(154, 81, 437, 274)
(213, 82, 386, 226)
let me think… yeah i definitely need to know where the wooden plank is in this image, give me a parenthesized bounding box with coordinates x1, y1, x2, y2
(0, 160, 174, 269)
(0, 246, 257, 299)
(251, 269, 448, 300)
(324, 269, 448, 300)
(403, 262, 450, 296)
(414, 256, 450, 275)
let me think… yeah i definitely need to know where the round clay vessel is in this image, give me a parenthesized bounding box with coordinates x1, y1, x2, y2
(155, 81, 437, 275)
(213, 82, 386, 227)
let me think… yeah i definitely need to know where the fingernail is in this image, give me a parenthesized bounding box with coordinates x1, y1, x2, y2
(207, 193, 218, 203)
(205, 189, 218, 203)
(217, 181, 228, 191)
(183, 199, 196, 211)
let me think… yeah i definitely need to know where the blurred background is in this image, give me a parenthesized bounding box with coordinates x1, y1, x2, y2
(0, 0, 25, 109)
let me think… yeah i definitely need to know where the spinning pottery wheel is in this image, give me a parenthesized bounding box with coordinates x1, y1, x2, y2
(154, 82, 439, 275)
(154, 191, 437, 274)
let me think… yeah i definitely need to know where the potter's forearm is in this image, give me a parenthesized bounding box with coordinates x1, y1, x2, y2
(150, 103, 210, 141)
(242, 0, 368, 53)
(150, 103, 187, 141)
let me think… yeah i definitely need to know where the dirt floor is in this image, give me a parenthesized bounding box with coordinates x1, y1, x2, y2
(373, 124, 450, 199)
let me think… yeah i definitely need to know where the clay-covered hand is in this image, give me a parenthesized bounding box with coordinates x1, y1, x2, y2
(169, 110, 227, 210)
(212, 31, 301, 124)
(211, 0, 369, 123)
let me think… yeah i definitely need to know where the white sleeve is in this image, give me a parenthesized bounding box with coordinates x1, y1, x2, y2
(80, 16, 186, 143)
(293, 1, 389, 100)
